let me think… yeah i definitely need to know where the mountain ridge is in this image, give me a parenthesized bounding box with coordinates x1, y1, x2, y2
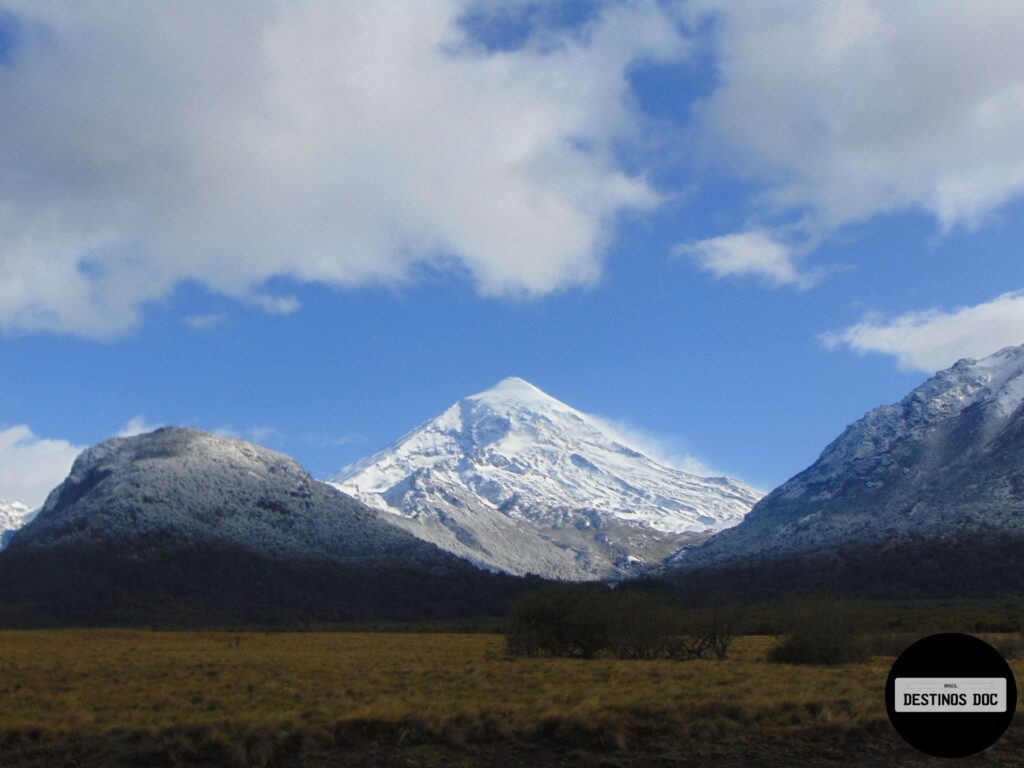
(671, 343, 1024, 587)
(0, 427, 532, 626)
(331, 377, 761, 580)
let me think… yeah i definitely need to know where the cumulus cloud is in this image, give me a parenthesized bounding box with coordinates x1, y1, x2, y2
(820, 290, 1024, 372)
(686, 0, 1024, 269)
(0, 0, 685, 336)
(0, 424, 82, 507)
(674, 229, 817, 288)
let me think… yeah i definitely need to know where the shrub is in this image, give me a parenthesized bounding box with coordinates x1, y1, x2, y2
(505, 587, 739, 660)
(608, 592, 684, 659)
(505, 586, 612, 659)
(697, 602, 742, 660)
(664, 602, 743, 660)
(767, 597, 868, 665)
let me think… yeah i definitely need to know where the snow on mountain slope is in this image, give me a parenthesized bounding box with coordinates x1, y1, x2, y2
(676, 343, 1024, 570)
(0, 499, 33, 549)
(0, 428, 530, 625)
(330, 377, 762, 580)
(14, 427, 461, 565)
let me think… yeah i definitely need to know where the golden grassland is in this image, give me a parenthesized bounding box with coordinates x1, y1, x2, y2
(1, 630, 1022, 766)
(0, 632, 883, 732)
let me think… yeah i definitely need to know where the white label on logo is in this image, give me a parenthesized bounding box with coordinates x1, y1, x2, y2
(895, 678, 1007, 712)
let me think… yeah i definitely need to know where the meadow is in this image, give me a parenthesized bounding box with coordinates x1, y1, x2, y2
(1, 627, 1022, 767)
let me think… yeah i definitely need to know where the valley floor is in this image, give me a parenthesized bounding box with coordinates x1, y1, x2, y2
(0, 631, 1021, 767)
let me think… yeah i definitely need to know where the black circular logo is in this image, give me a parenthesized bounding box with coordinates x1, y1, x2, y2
(886, 633, 1017, 758)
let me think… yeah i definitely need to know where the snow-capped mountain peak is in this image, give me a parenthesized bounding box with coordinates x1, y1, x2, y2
(0, 499, 33, 549)
(0, 499, 30, 528)
(477, 376, 549, 400)
(330, 378, 762, 580)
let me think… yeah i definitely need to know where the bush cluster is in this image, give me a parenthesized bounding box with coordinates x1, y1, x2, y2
(767, 597, 868, 665)
(505, 587, 738, 660)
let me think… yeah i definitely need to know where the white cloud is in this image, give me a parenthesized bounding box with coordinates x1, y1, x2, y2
(0, 425, 83, 508)
(686, 0, 1024, 263)
(820, 290, 1024, 372)
(0, 0, 685, 336)
(183, 313, 227, 330)
(116, 415, 163, 437)
(674, 229, 817, 288)
(245, 295, 301, 317)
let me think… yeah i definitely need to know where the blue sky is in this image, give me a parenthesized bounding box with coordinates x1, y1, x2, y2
(2, 1, 1024, 506)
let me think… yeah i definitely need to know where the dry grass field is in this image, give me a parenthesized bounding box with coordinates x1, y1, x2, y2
(1, 630, 1022, 767)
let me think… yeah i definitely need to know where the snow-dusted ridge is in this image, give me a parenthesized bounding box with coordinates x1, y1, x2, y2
(330, 377, 762, 580)
(12, 427, 466, 567)
(677, 343, 1024, 569)
(0, 427, 531, 626)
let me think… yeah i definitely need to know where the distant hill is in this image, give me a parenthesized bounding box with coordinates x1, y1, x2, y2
(669, 345, 1024, 599)
(331, 377, 761, 580)
(0, 428, 533, 627)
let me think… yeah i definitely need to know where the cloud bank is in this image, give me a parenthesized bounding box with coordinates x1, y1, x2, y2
(4, 1, 1023, 332)
(680, 0, 1024, 275)
(0, 0, 684, 336)
(821, 290, 1024, 372)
